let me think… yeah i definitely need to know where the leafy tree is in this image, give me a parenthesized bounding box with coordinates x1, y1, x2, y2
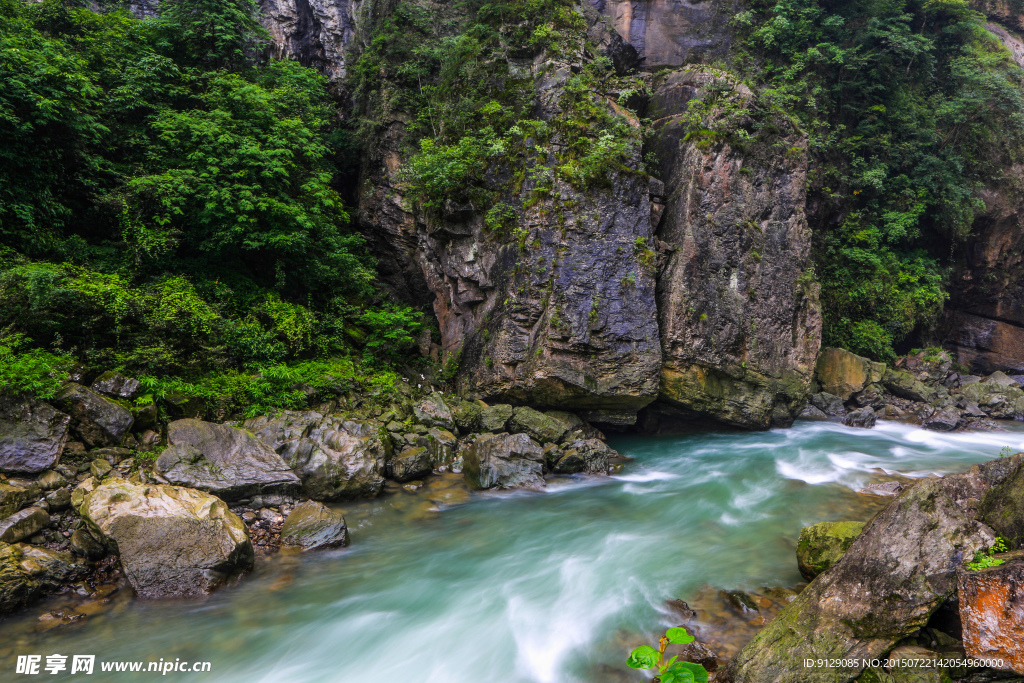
(156, 0, 268, 68)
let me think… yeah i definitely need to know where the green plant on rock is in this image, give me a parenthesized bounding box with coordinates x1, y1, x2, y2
(627, 627, 708, 683)
(968, 537, 1009, 570)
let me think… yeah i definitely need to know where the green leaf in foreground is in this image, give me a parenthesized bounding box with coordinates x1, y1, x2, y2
(665, 626, 695, 645)
(626, 645, 659, 669)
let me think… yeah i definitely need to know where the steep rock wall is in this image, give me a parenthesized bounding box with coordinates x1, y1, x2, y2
(258, 0, 361, 83)
(645, 69, 820, 428)
(942, 7, 1024, 375)
(594, 0, 733, 69)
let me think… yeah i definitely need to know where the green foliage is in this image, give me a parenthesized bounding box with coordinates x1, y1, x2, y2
(156, 0, 268, 68)
(0, 1, 429, 406)
(0, 333, 73, 399)
(627, 627, 708, 683)
(733, 0, 1024, 360)
(968, 537, 1009, 570)
(1000, 445, 1015, 458)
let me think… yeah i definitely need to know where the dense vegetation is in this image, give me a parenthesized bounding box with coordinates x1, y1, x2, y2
(0, 0, 423, 411)
(733, 0, 1024, 360)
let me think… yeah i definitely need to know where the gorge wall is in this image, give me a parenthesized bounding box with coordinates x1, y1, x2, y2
(247, 0, 1022, 429)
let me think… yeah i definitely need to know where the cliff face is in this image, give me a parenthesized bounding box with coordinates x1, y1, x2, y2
(942, 5, 1024, 375)
(594, 0, 733, 69)
(647, 69, 820, 428)
(257, 0, 361, 83)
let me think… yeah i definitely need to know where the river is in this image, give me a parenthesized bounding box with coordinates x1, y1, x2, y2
(3, 420, 1023, 682)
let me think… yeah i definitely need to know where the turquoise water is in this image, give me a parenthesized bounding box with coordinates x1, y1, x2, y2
(4, 420, 1024, 682)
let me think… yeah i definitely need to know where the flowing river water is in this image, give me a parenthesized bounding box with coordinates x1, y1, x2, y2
(4, 420, 1024, 682)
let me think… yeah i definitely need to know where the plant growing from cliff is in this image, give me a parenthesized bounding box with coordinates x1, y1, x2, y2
(627, 627, 708, 683)
(968, 537, 1009, 570)
(999, 446, 1014, 458)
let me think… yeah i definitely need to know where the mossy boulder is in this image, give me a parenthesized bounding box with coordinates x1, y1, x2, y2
(0, 482, 36, 519)
(413, 392, 456, 432)
(509, 407, 570, 444)
(882, 368, 941, 404)
(960, 372, 1024, 419)
(977, 453, 1024, 547)
(80, 480, 253, 598)
(280, 500, 348, 550)
(390, 446, 432, 482)
(479, 404, 514, 432)
(796, 521, 865, 580)
(0, 542, 87, 616)
(0, 506, 51, 543)
(816, 348, 885, 401)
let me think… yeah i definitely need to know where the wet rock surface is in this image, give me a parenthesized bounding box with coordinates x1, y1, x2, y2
(155, 419, 300, 504)
(280, 500, 348, 550)
(0, 396, 70, 475)
(79, 480, 254, 599)
(796, 521, 865, 581)
(53, 383, 133, 449)
(462, 433, 545, 490)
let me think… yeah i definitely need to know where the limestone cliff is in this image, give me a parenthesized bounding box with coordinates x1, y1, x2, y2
(647, 68, 821, 428)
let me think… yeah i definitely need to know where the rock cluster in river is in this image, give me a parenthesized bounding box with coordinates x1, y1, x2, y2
(0, 377, 620, 617)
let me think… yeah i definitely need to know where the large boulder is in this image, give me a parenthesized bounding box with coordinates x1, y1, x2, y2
(0, 394, 69, 474)
(389, 446, 432, 482)
(280, 500, 348, 550)
(463, 433, 545, 490)
(957, 550, 1024, 674)
(90, 371, 141, 400)
(728, 460, 1004, 682)
(80, 480, 254, 598)
(53, 383, 133, 448)
(815, 348, 885, 401)
(479, 404, 514, 433)
(842, 408, 876, 429)
(155, 419, 300, 504)
(960, 371, 1024, 419)
(796, 521, 865, 580)
(246, 411, 390, 501)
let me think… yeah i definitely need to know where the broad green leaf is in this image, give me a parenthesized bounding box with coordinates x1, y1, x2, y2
(626, 645, 659, 669)
(665, 627, 695, 645)
(660, 664, 695, 683)
(671, 661, 709, 683)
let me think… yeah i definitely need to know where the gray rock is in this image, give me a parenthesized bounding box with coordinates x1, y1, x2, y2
(80, 480, 254, 598)
(155, 419, 300, 504)
(280, 500, 348, 550)
(413, 393, 456, 432)
(463, 433, 545, 490)
(246, 412, 389, 501)
(90, 371, 141, 401)
(960, 371, 1024, 419)
(509, 407, 570, 444)
(390, 446, 432, 482)
(0, 395, 70, 474)
(923, 407, 961, 431)
(810, 392, 846, 416)
(53, 383, 133, 448)
(842, 408, 877, 429)
(161, 391, 205, 419)
(90, 447, 131, 466)
(479, 404, 515, 433)
(0, 507, 51, 543)
(544, 411, 605, 441)
(799, 404, 828, 419)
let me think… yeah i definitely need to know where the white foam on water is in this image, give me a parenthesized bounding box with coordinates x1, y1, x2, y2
(612, 470, 680, 483)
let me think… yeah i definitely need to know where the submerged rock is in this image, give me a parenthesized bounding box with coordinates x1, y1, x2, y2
(0, 395, 70, 474)
(80, 480, 253, 598)
(247, 412, 390, 501)
(280, 501, 348, 550)
(796, 521, 865, 580)
(155, 419, 300, 504)
(0, 542, 88, 616)
(462, 433, 544, 490)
